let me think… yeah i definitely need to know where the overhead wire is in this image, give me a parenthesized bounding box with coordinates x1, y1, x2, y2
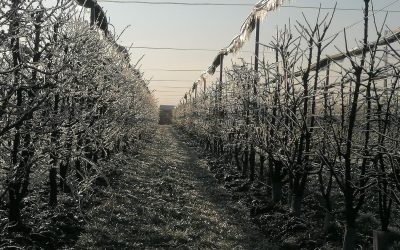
(127, 46, 256, 53)
(153, 86, 194, 89)
(156, 90, 186, 92)
(102, 0, 400, 103)
(143, 68, 204, 71)
(151, 79, 194, 82)
(174, 0, 400, 103)
(321, 0, 400, 43)
(144, 68, 221, 72)
(129, 46, 220, 52)
(98, 1, 253, 6)
(97, 0, 400, 12)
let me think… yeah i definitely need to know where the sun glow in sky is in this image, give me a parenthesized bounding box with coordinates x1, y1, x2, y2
(94, 0, 400, 105)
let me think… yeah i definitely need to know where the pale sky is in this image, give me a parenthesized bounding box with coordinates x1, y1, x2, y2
(95, 0, 400, 105)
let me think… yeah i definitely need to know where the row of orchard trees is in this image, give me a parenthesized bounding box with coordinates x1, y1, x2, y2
(175, 1, 400, 249)
(0, 0, 157, 229)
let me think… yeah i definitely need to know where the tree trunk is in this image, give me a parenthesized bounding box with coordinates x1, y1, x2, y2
(49, 167, 57, 207)
(8, 0, 22, 228)
(249, 145, 255, 182)
(75, 158, 83, 181)
(8, 183, 21, 227)
(343, 226, 357, 250)
(272, 181, 282, 203)
(259, 154, 265, 181)
(20, 133, 33, 197)
(234, 145, 241, 171)
(59, 161, 70, 193)
(373, 230, 400, 250)
(266, 163, 271, 196)
(219, 137, 223, 155)
(269, 157, 285, 203)
(243, 145, 249, 177)
(291, 193, 302, 217)
(60, 123, 72, 193)
(323, 211, 334, 234)
(213, 138, 218, 156)
(76, 135, 83, 180)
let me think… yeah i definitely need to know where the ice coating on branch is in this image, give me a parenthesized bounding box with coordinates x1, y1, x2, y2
(74, 0, 129, 62)
(226, 0, 284, 54)
(200, 0, 284, 86)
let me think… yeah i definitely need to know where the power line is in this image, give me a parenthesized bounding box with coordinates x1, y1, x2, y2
(130, 46, 217, 52)
(151, 79, 193, 82)
(97, 0, 400, 12)
(283, 5, 399, 12)
(174, 0, 400, 100)
(156, 90, 183, 92)
(144, 68, 203, 72)
(144, 68, 221, 72)
(128, 46, 255, 53)
(151, 86, 192, 89)
(322, 0, 400, 43)
(151, 78, 220, 83)
(156, 94, 187, 96)
(98, 1, 253, 6)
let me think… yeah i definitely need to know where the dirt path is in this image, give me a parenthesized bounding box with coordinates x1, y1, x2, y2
(75, 125, 275, 249)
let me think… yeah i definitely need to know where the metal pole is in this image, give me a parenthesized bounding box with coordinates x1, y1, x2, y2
(219, 53, 224, 84)
(254, 18, 260, 75)
(218, 53, 224, 110)
(249, 18, 261, 181)
(384, 30, 388, 89)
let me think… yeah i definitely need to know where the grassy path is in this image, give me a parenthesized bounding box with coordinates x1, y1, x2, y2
(75, 125, 274, 249)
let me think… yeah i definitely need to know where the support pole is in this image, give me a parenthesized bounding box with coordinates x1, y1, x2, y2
(217, 53, 224, 156)
(254, 18, 260, 77)
(249, 17, 260, 181)
(219, 53, 224, 84)
(218, 53, 224, 115)
(217, 53, 224, 114)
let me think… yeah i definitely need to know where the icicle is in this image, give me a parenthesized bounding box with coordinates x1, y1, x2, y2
(204, 0, 285, 77)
